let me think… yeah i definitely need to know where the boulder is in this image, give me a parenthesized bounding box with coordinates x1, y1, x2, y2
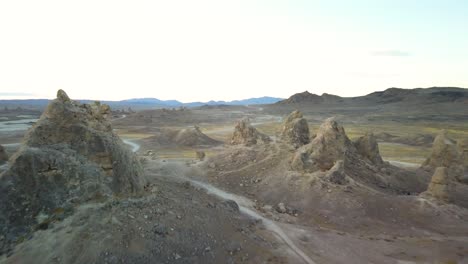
(280, 110, 310, 148)
(230, 118, 270, 146)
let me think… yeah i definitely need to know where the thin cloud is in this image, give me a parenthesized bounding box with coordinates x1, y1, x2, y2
(371, 50, 411, 57)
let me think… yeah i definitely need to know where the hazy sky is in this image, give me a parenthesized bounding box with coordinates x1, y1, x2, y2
(1, 0, 467, 102)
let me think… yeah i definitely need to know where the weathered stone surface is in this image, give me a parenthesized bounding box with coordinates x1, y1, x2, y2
(230, 118, 270, 146)
(354, 133, 384, 165)
(196, 151, 206, 161)
(291, 117, 353, 171)
(0, 90, 145, 248)
(325, 160, 347, 184)
(422, 167, 454, 202)
(281, 110, 310, 148)
(0, 144, 8, 164)
(422, 130, 465, 183)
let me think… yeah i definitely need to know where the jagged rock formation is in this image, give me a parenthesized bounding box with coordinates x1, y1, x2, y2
(422, 131, 466, 183)
(0, 144, 8, 164)
(290, 117, 426, 192)
(280, 110, 310, 148)
(421, 167, 453, 202)
(0, 90, 145, 249)
(292, 117, 352, 171)
(230, 118, 271, 146)
(354, 133, 384, 165)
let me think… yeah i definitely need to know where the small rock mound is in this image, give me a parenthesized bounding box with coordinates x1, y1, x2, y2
(280, 110, 310, 148)
(173, 126, 221, 147)
(144, 126, 221, 148)
(354, 133, 384, 165)
(230, 118, 271, 146)
(0, 144, 8, 164)
(422, 130, 465, 183)
(292, 117, 353, 171)
(0, 90, 145, 249)
(421, 167, 453, 202)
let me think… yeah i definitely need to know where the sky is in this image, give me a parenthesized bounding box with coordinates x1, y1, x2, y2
(0, 0, 467, 102)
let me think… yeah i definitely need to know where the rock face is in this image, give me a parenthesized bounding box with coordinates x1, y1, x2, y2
(292, 117, 352, 171)
(354, 133, 384, 165)
(230, 118, 270, 146)
(0, 90, 145, 246)
(324, 160, 347, 184)
(0, 144, 8, 164)
(422, 167, 453, 202)
(280, 110, 310, 148)
(422, 131, 465, 183)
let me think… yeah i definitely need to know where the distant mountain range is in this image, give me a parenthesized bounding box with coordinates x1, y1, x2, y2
(2, 87, 467, 111)
(276, 87, 468, 105)
(0, 96, 284, 110)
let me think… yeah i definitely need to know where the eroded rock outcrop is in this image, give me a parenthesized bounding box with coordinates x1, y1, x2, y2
(289, 118, 426, 193)
(421, 167, 453, 202)
(0, 144, 8, 164)
(422, 130, 465, 183)
(354, 133, 384, 165)
(324, 160, 347, 184)
(0, 90, 145, 248)
(291, 117, 353, 171)
(230, 118, 270, 146)
(280, 110, 310, 148)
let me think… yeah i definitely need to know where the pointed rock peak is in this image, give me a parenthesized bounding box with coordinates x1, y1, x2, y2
(434, 130, 455, 145)
(354, 132, 383, 165)
(231, 117, 270, 146)
(317, 117, 347, 137)
(286, 110, 303, 120)
(423, 130, 463, 169)
(281, 110, 310, 148)
(422, 167, 453, 202)
(57, 89, 70, 102)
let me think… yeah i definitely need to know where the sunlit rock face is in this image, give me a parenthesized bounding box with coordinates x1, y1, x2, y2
(354, 133, 384, 165)
(230, 118, 271, 146)
(421, 167, 454, 202)
(422, 130, 466, 183)
(280, 110, 310, 148)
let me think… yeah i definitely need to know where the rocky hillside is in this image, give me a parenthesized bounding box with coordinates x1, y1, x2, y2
(277, 87, 468, 106)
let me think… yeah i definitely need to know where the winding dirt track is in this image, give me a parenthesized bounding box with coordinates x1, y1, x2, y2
(124, 140, 316, 264)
